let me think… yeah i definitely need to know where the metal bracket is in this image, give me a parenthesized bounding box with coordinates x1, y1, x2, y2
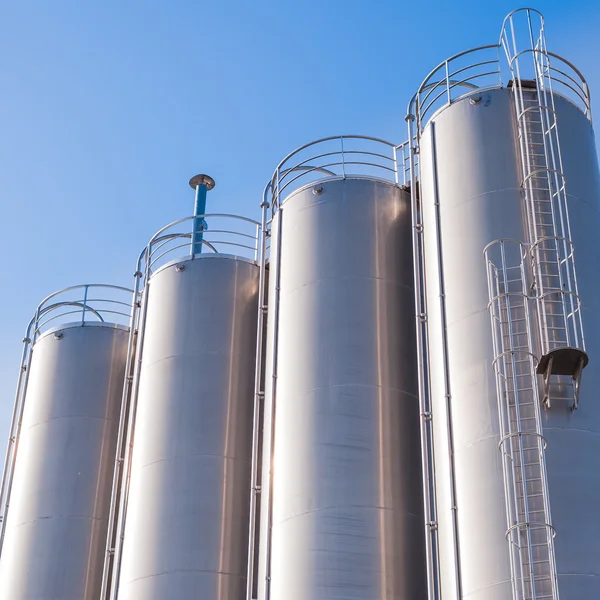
(539, 348, 588, 410)
(542, 355, 553, 409)
(571, 355, 586, 411)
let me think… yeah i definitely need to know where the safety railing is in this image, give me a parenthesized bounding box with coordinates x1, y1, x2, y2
(269, 135, 408, 213)
(28, 284, 133, 340)
(408, 21, 591, 135)
(139, 213, 263, 279)
(410, 44, 502, 133)
(500, 8, 592, 123)
(0, 284, 134, 559)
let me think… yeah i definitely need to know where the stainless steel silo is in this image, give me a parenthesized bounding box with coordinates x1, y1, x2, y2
(111, 181, 262, 600)
(408, 9, 600, 600)
(0, 285, 131, 600)
(257, 137, 428, 600)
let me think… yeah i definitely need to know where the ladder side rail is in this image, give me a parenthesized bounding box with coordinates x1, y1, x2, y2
(529, 39, 573, 351)
(100, 279, 143, 600)
(533, 13, 582, 349)
(487, 242, 533, 599)
(521, 252, 561, 599)
(0, 323, 35, 553)
(486, 239, 560, 599)
(263, 205, 284, 600)
(502, 22, 552, 353)
(245, 197, 269, 600)
(534, 35, 585, 350)
(503, 11, 572, 357)
(407, 110, 443, 600)
(487, 259, 525, 600)
(416, 156, 442, 600)
(108, 253, 152, 600)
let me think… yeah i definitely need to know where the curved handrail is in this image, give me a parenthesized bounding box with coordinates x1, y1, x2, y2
(31, 284, 133, 340)
(499, 7, 545, 43)
(269, 135, 407, 213)
(138, 213, 263, 280)
(407, 23, 592, 134)
(407, 44, 501, 128)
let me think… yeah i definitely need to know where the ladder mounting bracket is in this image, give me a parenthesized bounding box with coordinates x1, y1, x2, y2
(538, 348, 588, 410)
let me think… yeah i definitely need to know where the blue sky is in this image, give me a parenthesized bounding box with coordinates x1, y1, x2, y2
(1, 0, 599, 440)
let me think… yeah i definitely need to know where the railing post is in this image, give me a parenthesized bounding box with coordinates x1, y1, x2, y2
(82, 285, 88, 325)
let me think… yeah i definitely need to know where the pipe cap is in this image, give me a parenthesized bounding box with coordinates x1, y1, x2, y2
(189, 174, 216, 190)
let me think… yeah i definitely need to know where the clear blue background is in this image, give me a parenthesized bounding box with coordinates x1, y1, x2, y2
(1, 0, 599, 441)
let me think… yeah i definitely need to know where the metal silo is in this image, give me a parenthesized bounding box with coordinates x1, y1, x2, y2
(256, 137, 428, 600)
(0, 285, 132, 600)
(107, 177, 262, 600)
(408, 8, 600, 600)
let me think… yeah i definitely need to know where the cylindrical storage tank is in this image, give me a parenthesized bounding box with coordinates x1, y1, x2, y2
(415, 57, 600, 599)
(117, 213, 260, 599)
(0, 286, 130, 600)
(258, 137, 427, 600)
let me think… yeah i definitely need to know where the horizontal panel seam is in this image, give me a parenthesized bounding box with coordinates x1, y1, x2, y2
(135, 454, 251, 471)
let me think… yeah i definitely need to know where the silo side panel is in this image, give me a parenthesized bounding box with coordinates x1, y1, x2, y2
(541, 95, 600, 596)
(261, 178, 427, 600)
(419, 89, 524, 600)
(117, 256, 258, 599)
(0, 325, 128, 600)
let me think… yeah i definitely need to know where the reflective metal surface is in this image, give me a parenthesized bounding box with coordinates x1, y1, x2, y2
(117, 255, 259, 599)
(419, 88, 527, 600)
(0, 324, 128, 600)
(258, 178, 427, 600)
(419, 86, 600, 599)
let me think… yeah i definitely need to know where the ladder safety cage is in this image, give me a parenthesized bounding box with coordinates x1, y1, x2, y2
(485, 239, 559, 600)
(500, 8, 588, 412)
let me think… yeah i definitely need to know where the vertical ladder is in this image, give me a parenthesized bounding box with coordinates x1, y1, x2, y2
(0, 330, 34, 555)
(245, 195, 269, 600)
(501, 8, 587, 411)
(485, 240, 559, 600)
(405, 117, 443, 600)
